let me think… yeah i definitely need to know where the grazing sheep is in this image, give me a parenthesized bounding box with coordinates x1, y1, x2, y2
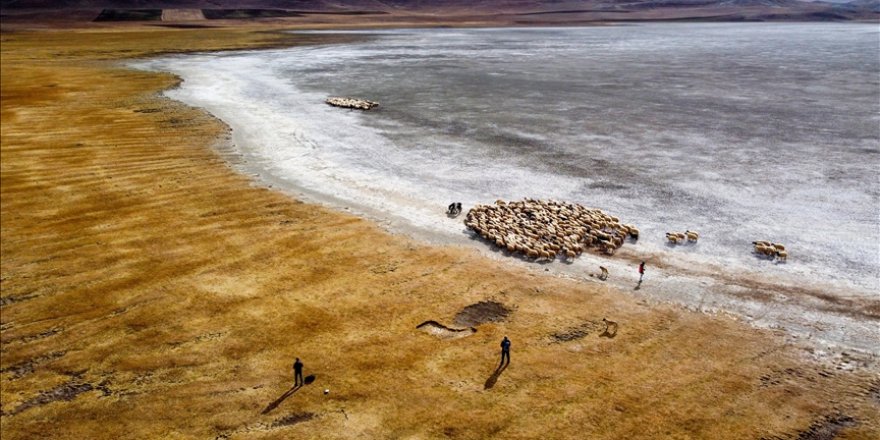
(666, 232, 683, 244)
(754, 244, 775, 258)
(685, 230, 699, 242)
(626, 225, 640, 240)
(603, 243, 616, 255)
(776, 250, 788, 261)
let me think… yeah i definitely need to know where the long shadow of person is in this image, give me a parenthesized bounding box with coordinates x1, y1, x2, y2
(261, 375, 316, 414)
(262, 385, 300, 414)
(484, 362, 509, 390)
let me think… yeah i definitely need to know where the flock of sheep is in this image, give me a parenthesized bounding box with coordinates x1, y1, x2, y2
(325, 97, 379, 110)
(753, 240, 788, 261)
(462, 199, 789, 263)
(463, 199, 639, 261)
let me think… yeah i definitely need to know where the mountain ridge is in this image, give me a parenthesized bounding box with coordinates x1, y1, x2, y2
(2, 0, 877, 22)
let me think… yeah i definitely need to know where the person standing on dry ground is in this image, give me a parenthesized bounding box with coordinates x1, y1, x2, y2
(293, 358, 304, 387)
(638, 261, 646, 283)
(500, 336, 511, 366)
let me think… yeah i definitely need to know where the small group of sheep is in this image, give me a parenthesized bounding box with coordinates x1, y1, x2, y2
(753, 241, 788, 261)
(464, 199, 638, 261)
(325, 97, 379, 110)
(665, 230, 699, 245)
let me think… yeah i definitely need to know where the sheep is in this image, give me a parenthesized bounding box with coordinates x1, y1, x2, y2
(603, 243, 616, 255)
(666, 232, 683, 244)
(685, 230, 699, 243)
(624, 224, 640, 240)
(754, 244, 776, 258)
(776, 250, 788, 261)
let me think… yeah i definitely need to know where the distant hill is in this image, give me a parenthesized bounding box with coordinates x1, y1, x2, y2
(2, 0, 878, 23)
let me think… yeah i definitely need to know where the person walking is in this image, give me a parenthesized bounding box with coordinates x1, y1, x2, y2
(500, 336, 511, 366)
(638, 261, 646, 283)
(293, 358, 304, 387)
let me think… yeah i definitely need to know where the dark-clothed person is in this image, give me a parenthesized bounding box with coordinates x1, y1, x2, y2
(500, 336, 511, 366)
(293, 358, 304, 386)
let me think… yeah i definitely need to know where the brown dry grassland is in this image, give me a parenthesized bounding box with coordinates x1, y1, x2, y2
(1, 25, 878, 440)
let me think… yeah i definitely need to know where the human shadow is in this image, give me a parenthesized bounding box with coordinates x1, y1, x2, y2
(484, 361, 509, 390)
(261, 375, 315, 415)
(262, 385, 300, 414)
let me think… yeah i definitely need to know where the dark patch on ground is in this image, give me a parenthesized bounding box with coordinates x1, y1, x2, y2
(7, 327, 64, 345)
(795, 415, 857, 440)
(758, 367, 804, 388)
(7, 379, 94, 415)
(0, 351, 66, 380)
(549, 321, 601, 343)
(760, 414, 858, 440)
(161, 117, 198, 128)
(133, 108, 161, 113)
(453, 301, 512, 327)
(271, 412, 315, 427)
(0, 293, 39, 307)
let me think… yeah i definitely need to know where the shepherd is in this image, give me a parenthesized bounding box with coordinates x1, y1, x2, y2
(500, 336, 511, 366)
(293, 358, 304, 387)
(638, 261, 646, 283)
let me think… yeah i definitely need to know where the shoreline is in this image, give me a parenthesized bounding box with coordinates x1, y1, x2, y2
(229, 129, 880, 359)
(143, 31, 880, 359)
(2, 24, 878, 439)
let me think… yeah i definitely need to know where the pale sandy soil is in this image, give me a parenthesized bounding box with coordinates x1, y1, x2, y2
(1, 25, 878, 439)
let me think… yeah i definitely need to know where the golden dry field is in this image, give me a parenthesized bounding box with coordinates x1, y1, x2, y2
(1, 26, 878, 439)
